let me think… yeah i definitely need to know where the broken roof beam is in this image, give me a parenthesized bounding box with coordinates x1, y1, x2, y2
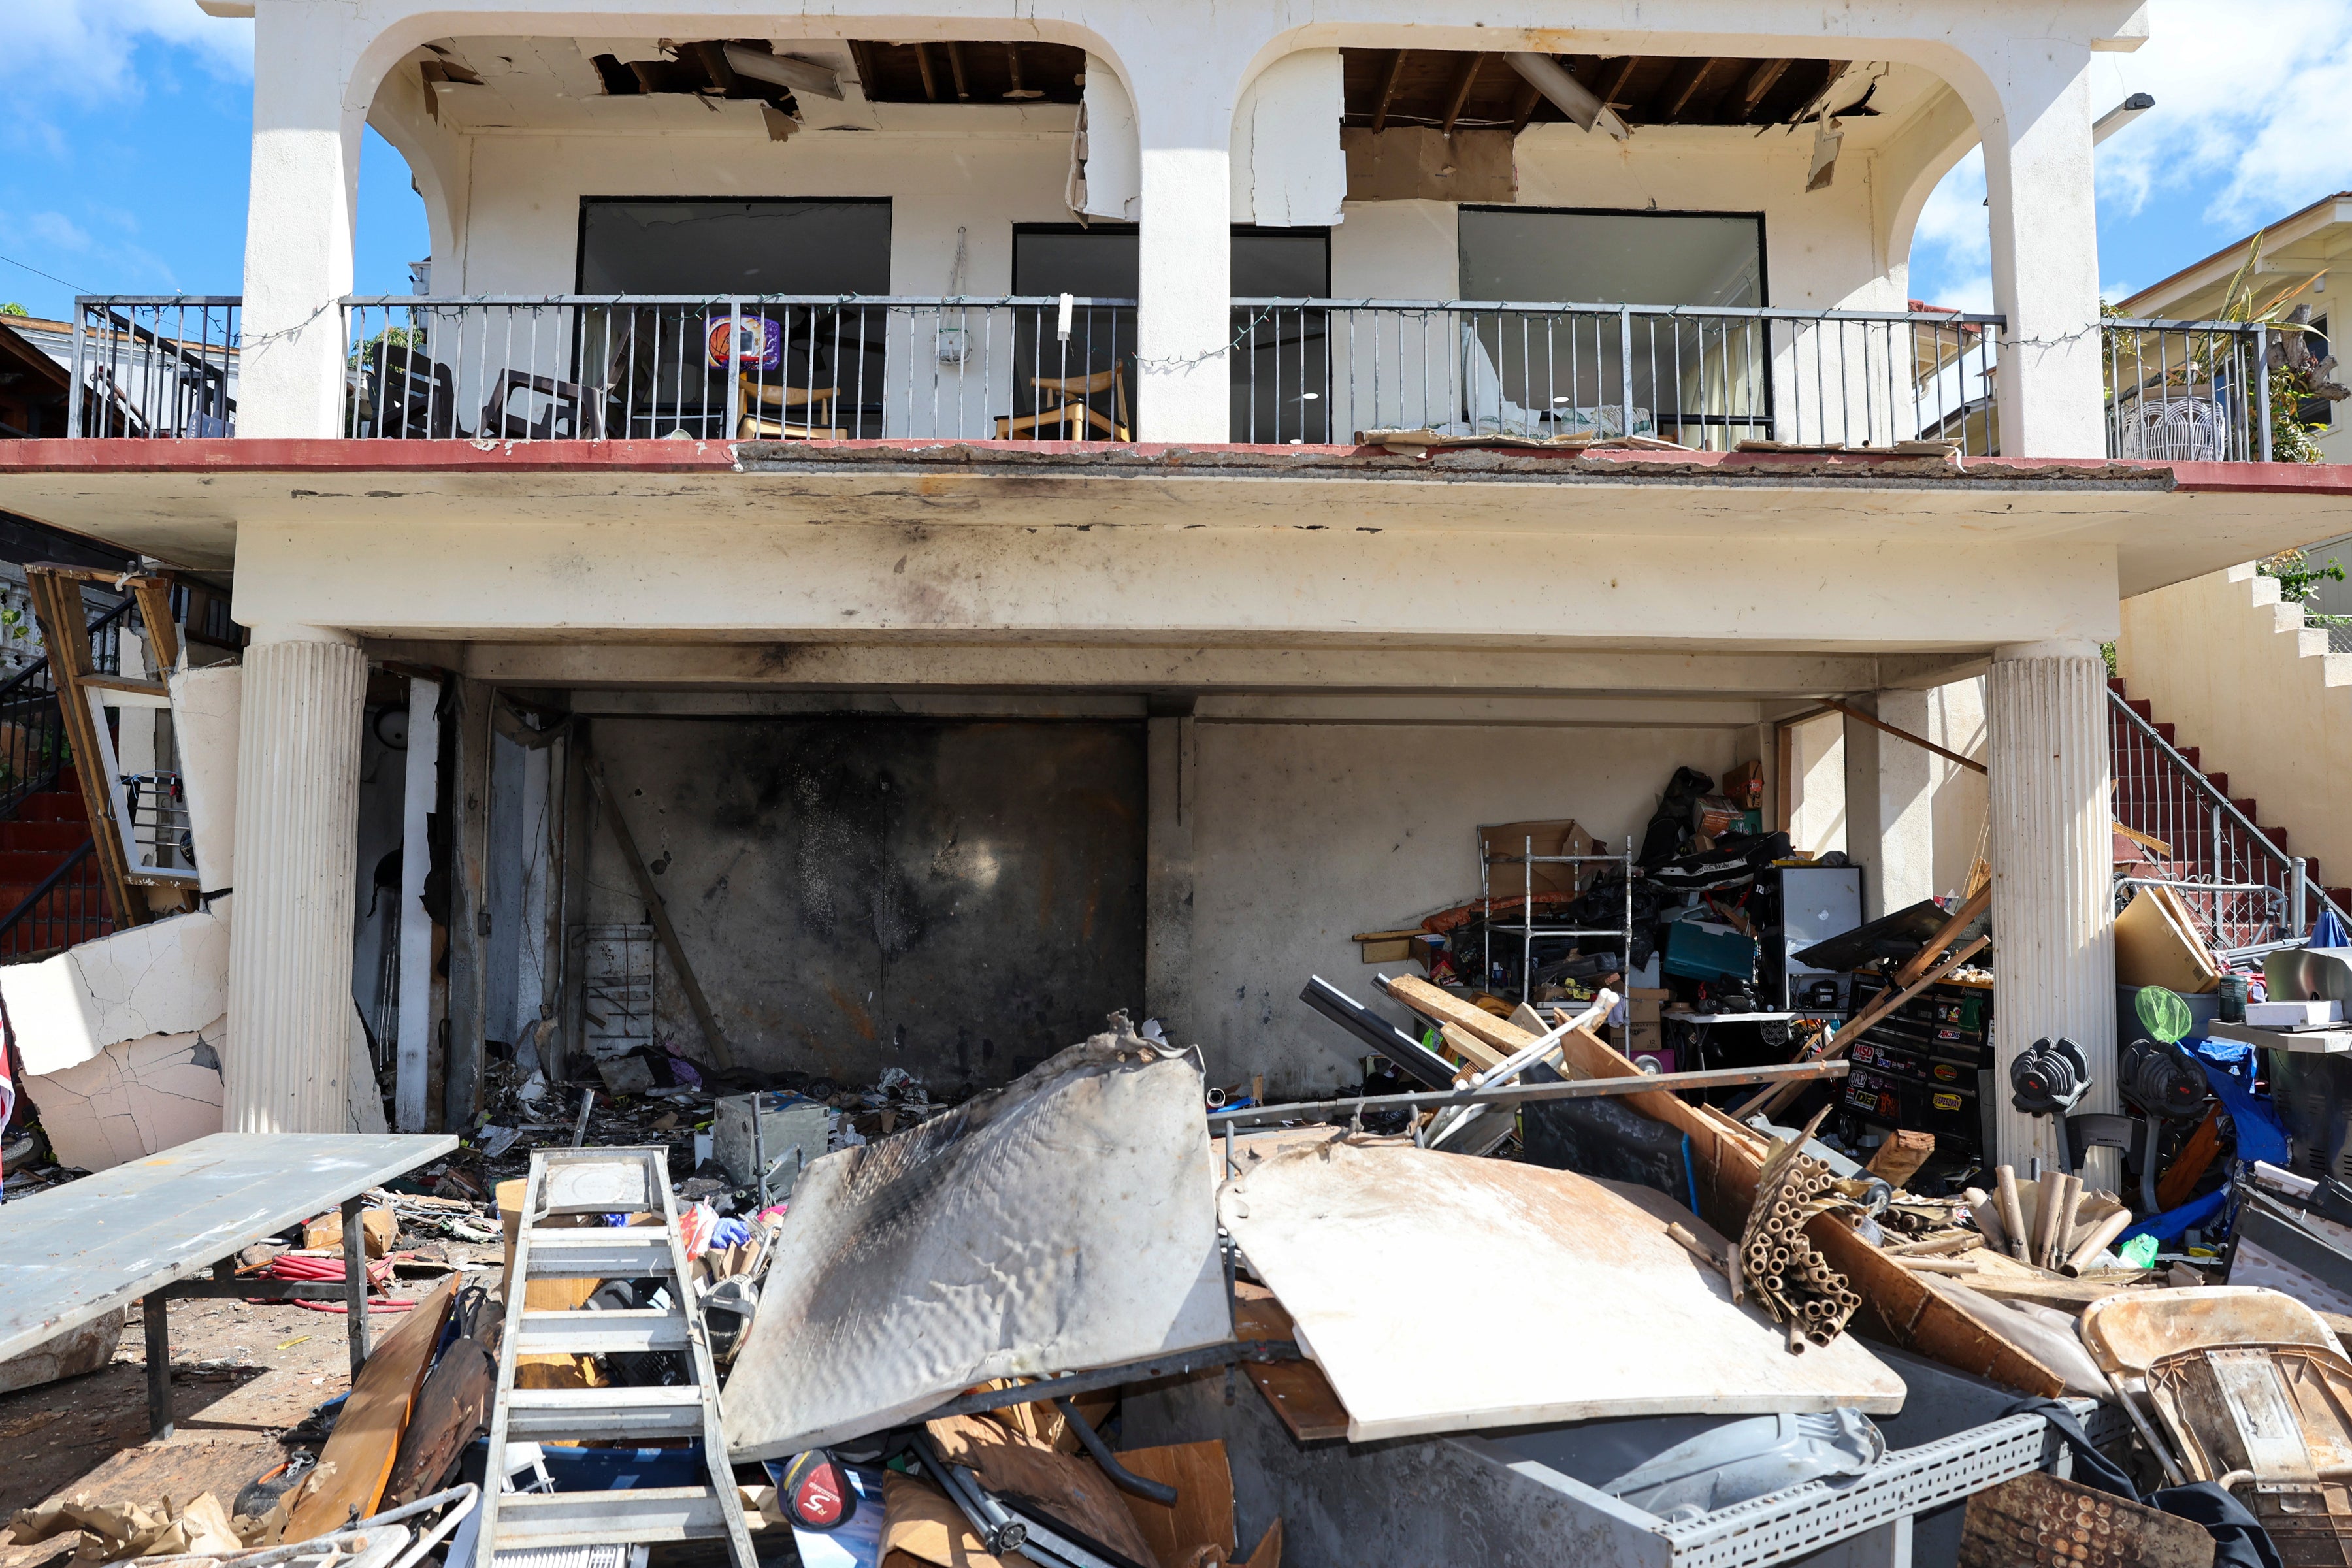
(1504, 52, 1630, 140)
(1657, 56, 1716, 122)
(1440, 52, 1484, 135)
(912, 41, 939, 101)
(1371, 48, 1408, 133)
(1741, 57, 1792, 117)
(943, 40, 971, 101)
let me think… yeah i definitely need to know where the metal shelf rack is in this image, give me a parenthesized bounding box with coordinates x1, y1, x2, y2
(1478, 831, 1637, 1005)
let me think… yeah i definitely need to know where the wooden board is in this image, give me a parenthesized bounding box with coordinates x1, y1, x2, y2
(1867, 1130, 1937, 1190)
(2114, 887, 2221, 993)
(1381, 975, 2066, 1399)
(1229, 1283, 1349, 1444)
(1959, 1471, 2213, 1568)
(1116, 1442, 1235, 1567)
(382, 1335, 493, 1505)
(1222, 1140, 1904, 1441)
(286, 1275, 456, 1540)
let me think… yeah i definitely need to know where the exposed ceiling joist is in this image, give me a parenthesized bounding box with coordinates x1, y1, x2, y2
(1371, 48, 1409, 133)
(1441, 53, 1484, 135)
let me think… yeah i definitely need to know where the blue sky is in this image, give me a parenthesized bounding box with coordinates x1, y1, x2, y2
(1, 0, 2346, 322)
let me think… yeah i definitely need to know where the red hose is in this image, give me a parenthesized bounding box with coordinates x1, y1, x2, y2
(250, 1251, 414, 1310)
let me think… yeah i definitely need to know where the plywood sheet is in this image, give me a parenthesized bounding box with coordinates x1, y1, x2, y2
(1381, 975, 2065, 1399)
(1220, 1139, 1906, 1442)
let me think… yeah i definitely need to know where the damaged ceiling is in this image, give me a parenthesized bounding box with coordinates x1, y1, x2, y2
(1340, 48, 1927, 137)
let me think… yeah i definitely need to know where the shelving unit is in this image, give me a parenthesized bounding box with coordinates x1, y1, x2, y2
(1478, 830, 1637, 1006)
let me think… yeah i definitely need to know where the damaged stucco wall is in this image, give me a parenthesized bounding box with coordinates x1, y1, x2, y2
(3, 907, 232, 1075)
(1170, 717, 1742, 1088)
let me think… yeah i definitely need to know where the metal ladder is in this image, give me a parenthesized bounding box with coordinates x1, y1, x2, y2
(476, 1146, 756, 1568)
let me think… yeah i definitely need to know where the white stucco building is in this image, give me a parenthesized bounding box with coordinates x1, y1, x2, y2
(1, 0, 2345, 1175)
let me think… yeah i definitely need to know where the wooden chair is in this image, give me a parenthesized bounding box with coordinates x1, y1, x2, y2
(361, 345, 466, 439)
(994, 365, 1130, 441)
(480, 370, 604, 440)
(737, 377, 845, 439)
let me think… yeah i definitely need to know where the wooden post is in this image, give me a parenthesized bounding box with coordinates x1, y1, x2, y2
(23, 568, 144, 931)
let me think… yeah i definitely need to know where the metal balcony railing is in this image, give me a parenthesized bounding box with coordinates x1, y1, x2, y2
(67, 297, 240, 438)
(1227, 301, 2007, 450)
(52, 292, 2293, 465)
(342, 295, 1137, 442)
(2102, 318, 2271, 463)
(2108, 685, 2349, 955)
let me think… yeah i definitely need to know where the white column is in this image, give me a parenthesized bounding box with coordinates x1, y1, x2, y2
(1987, 640, 2117, 1169)
(1874, 689, 1938, 913)
(1121, 42, 1237, 444)
(1982, 42, 2105, 458)
(224, 625, 368, 1132)
(238, 0, 362, 438)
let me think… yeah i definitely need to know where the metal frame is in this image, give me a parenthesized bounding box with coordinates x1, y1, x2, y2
(144, 1193, 372, 1439)
(1205, 1058, 1850, 1128)
(1480, 832, 1636, 1005)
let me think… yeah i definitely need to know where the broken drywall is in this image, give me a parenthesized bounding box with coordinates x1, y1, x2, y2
(30, 1020, 227, 1171)
(1079, 56, 1139, 221)
(0, 905, 231, 1076)
(1232, 51, 1345, 226)
(171, 663, 241, 890)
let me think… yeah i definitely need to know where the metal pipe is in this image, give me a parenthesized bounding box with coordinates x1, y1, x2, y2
(1053, 1397, 1179, 1503)
(1210, 1058, 1849, 1128)
(1502, 54, 1629, 139)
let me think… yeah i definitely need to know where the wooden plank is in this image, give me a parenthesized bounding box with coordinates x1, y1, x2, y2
(1824, 698, 1988, 775)
(1371, 50, 1407, 132)
(286, 1275, 457, 1540)
(1115, 1441, 1236, 1567)
(1656, 57, 1716, 121)
(1959, 1471, 2213, 1568)
(1891, 883, 1991, 989)
(1439, 53, 1484, 135)
(1230, 1282, 1349, 1443)
(1740, 58, 1791, 114)
(1380, 974, 2066, 1399)
(24, 568, 140, 930)
(1438, 1021, 1507, 1073)
(127, 577, 180, 672)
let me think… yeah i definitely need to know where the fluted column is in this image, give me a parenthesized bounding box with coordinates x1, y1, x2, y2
(1987, 640, 2117, 1169)
(224, 625, 368, 1132)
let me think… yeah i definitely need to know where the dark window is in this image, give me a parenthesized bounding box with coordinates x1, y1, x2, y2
(2303, 314, 2334, 430)
(1454, 206, 1769, 446)
(575, 199, 893, 437)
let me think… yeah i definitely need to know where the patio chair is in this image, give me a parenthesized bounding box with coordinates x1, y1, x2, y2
(361, 344, 466, 439)
(1456, 323, 1652, 440)
(738, 378, 845, 439)
(480, 370, 605, 440)
(995, 365, 1130, 442)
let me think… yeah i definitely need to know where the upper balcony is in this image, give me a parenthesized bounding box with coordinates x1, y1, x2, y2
(26, 8, 2291, 466)
(61, 289, 2279, 462)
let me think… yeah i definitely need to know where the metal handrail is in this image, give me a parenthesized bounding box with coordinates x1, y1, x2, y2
(0, 836, 102, 958)
(2107, 685, 2352, 944)
(1230, 298, 2006, 326)
(343, 293, 1140, 308)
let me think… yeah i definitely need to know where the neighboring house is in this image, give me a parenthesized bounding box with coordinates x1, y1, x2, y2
(0, 0, 2340, 1179)
(2116, 189, 2352, 465)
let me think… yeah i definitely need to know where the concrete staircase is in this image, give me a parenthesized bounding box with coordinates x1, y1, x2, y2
(2108, 680, 2352, 945)
(2117, 561, 2352, 943)
(0, 764, 111, 958)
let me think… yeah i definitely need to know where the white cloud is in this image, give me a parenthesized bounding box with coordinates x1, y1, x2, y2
(0, 0, 252, 109)
(2091, 0, 2352, 227)
(27, 211, 93, 253)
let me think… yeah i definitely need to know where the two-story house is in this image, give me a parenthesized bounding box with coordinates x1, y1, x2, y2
(0, 0, 2342, 1174)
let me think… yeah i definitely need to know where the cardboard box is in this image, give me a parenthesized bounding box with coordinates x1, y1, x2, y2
(1480, 819, 1599, 895)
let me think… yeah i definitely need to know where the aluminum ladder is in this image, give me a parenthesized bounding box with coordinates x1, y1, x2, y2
(476, 1146, 755, 1568)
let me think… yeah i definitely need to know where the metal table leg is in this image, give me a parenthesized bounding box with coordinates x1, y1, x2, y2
(144, 1290, 172, 1440)
(342, 1194, 370, 1377)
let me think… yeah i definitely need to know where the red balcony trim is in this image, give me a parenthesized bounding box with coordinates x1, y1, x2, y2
(4, 438, 2351, 495)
